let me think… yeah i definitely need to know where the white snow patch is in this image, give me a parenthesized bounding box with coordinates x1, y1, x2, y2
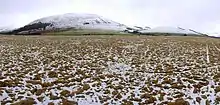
(106, 61, 131, 73)
(206, 45, 210, 63)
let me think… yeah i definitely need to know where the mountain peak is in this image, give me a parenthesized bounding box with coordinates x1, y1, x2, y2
(7, 13, 128, 34)
(28, 13, 126, 30)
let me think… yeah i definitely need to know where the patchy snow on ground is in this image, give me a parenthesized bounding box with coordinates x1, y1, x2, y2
(0, 36, 220, 105)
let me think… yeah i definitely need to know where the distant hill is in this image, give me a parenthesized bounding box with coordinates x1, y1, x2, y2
(139, 27, 207, 36)
(0, 26, 15, 34)
(6, 13, 129, 35)
(0, 13, 208, 36)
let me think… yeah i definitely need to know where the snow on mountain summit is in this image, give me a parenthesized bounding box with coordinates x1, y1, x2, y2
(207, 33, 220, 37)
(139, 26, 202, 35)
(0, 26, 15, 32)
(3, 13, 208, 36)
(28, 13, 127, 31)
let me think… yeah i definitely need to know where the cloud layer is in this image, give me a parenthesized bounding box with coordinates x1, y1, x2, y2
(0, 0, 219, 34)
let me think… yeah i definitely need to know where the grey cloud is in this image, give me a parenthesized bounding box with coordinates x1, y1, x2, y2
(0, 0, 220, 33)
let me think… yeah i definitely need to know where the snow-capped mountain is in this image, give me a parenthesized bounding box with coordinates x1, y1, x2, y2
(207, 33, 220, 37)
(11, 13, 129, 34)
(139, 26, 205, 36)
(124, 26, 151, 33)
(0, 26, 15, 33)
(130, 26, 151, 31)
(29, 13, 128, 30)
(2, 13, 208, 36)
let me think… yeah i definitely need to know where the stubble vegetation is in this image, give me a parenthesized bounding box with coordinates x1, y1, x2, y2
(0, 35, 220, 105)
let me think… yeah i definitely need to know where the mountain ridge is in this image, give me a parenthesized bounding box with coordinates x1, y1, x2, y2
(5, 13, 128, 35)
(0, 13, 208, 36)
(139, 26, 206, 36)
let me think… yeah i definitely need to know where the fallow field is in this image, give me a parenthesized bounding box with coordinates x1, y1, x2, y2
(0, 35, 220, 105)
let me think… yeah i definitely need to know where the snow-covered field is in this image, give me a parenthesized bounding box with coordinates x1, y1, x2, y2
(0, 36, 220, 105)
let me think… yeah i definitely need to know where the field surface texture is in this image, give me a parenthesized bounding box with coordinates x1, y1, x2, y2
(0, 35, 220, 105)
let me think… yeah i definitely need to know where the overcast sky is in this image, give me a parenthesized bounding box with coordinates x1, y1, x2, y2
(0, 0, 219, 34)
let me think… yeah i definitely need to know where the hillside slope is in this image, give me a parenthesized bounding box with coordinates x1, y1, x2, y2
(139, 27, 206, 36)
(0, 26, 15, 33)
(9, 13, 128, 35)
